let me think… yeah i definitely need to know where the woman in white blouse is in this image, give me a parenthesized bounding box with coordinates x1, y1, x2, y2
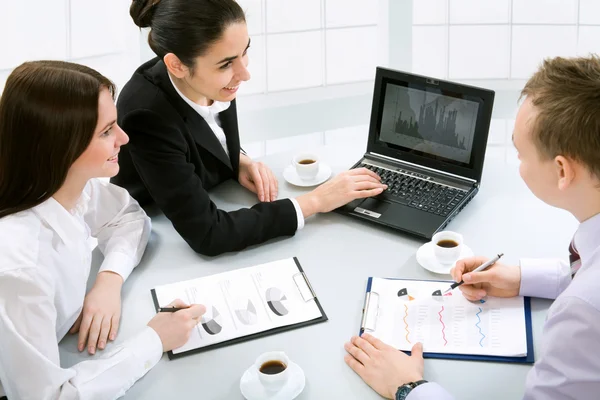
(0, 60, 206, 399)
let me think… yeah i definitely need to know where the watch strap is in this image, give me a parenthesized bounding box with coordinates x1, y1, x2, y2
(395, 380, 428, 400)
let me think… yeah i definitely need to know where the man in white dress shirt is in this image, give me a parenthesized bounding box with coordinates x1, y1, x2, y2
(344, 55, 600, 400)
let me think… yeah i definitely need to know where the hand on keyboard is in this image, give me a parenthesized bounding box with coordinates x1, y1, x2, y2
(357, 163, 467, 216)
(295, 168, 387, 216)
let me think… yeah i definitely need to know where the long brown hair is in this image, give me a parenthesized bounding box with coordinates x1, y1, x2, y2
(521, 55, 600, 179)
(0, 60, 115, 218)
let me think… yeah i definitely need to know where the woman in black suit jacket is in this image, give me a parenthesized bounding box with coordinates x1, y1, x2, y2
(112, 0, 386, 256)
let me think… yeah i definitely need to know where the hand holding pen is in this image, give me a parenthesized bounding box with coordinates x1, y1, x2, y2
(148, 299, 206, 352)
(444, 253, 504, 294)
(448, 254, 522, 301)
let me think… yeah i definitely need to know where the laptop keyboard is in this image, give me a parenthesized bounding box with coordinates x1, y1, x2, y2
(357, 163, 467, 217)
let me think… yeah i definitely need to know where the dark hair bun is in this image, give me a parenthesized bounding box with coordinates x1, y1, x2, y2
(130, 0, 161, 28)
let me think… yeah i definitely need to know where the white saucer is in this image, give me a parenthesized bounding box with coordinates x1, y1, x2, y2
(283, 164, 332, 187)
(240, 362, 306, 400)
(416, 242, 474, 275)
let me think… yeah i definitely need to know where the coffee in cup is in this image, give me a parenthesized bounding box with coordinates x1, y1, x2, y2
(437, 239, 460, 248)
(293, 153, 320, 181)
(259, 360, 287, 375)
(255, 351, 290, 391)
(432, 231, 463, 265)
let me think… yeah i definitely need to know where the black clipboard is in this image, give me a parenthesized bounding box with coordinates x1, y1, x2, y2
(150, 257, 328, 360)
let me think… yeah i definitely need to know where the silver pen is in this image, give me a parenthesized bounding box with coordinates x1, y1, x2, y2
(443, 253, 504, 294)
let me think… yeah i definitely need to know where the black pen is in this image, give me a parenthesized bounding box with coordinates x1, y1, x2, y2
(158, 307, 185, 313)
(443, 253, 504, 294)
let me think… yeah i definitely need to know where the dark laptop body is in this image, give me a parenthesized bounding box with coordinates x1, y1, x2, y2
(337, 67, 495, 239)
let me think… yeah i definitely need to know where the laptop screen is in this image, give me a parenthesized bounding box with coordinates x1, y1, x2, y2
(376, 79, 485, 168)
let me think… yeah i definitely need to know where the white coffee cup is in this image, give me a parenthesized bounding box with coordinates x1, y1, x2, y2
(432, 231, 463, 265)
(255, 351, 290, 392)
(293, 153, 320, 181)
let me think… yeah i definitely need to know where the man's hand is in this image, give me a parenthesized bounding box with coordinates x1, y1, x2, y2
(70, 271, 123, 355)
(344, 334, 424, 399)
(238, 153, 278, 202)
(451, 256, 521, 301)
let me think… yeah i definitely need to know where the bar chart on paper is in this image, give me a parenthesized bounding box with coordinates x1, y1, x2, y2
(363, 279, 529, 358)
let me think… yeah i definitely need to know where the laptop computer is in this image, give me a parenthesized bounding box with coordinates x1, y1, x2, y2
(337, 67, 495, 239)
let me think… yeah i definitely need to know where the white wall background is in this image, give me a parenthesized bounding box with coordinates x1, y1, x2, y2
(0, 0, 141, 95)
(412, 0, 600, 82)
(408, 0, 600, 165)
(1, 0, 598, 164)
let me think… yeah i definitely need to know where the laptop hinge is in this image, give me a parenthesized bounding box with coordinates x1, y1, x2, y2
(368, 152, 478, 185)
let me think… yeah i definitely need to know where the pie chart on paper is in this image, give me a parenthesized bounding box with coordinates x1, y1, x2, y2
(201, 306, 223, 335)
(265, 287, 289, 316)
(234, 299, 258, 325)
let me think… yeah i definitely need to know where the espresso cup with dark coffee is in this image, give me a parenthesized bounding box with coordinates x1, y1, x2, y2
(432, 231, 463, 265)
(293, 153, 320, 181)
(254, 351, 290, 391)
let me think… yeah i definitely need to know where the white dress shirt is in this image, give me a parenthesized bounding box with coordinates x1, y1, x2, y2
(407, 212, 600, 400)
(168, 75, 305, 230)
(0, 179, 162, 399)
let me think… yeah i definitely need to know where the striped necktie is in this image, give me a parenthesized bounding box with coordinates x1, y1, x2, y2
(569, 240, 582, 278)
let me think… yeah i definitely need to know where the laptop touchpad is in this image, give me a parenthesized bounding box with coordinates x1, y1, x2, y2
(354, 198, 390, 218)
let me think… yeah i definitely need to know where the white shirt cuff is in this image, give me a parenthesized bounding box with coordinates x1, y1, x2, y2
(123, 326, 164, 374)
(519, 258, 571, 299)
(99, 251, 136, 282)
(407, 382, 455, 399)
(289, 198, 305, 230)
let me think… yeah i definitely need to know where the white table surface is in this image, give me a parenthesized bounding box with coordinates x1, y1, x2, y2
(59, 143, 577, 400)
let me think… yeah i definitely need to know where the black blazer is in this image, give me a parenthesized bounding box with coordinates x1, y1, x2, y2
(112, 58, 297, 256)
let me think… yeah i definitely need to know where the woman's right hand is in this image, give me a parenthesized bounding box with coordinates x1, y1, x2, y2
(451, 257, 522, 301)
(296, 168, 387, 217)
(147, 299, 206, 352)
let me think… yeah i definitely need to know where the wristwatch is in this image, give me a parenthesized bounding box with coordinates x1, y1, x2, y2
(395, 380, 428, 400)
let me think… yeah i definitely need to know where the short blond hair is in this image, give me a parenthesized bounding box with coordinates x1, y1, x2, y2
(521, 55, 600, 179)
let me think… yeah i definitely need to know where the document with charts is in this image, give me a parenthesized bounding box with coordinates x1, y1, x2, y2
(151, 257, 327, 359)
(361, 278, 533, 363)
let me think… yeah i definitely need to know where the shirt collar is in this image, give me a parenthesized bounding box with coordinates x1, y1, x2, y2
(32, 192, 89, 245)
(167, 73, 230, 120)
(574, 211, 600, 264)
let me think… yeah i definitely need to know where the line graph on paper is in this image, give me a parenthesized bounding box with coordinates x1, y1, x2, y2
(394, 298, 512, 356)
(366, 279, 528, 357)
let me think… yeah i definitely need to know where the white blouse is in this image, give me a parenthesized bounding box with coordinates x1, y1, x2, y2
(168, 73, 231, 156)
(0, 179, 162, 399)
